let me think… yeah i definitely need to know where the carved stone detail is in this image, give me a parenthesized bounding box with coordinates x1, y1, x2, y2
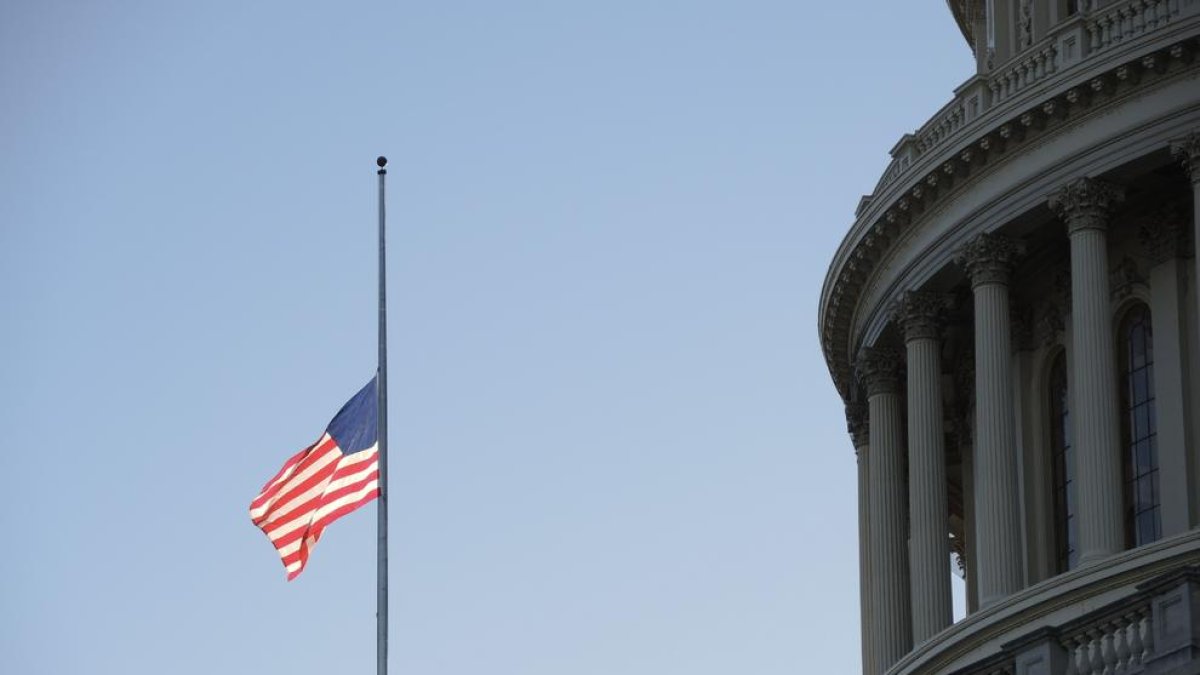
(1019, 0, 1033, 49)
(956, 233, 1025, 288)
(950, 534, 967, 577)
(1139, 207, 1189, 264)
(1048, 177, 1125, 234)
(857, 346, 903, 397)
(898, 291, 951, 342)
(1011, 305, 1034, 352)
(1110, 256, 1145, 301)
(1171, 131, 1200, 185)
(1036, 302, 1065, 348)
(846, 400, 869, 448)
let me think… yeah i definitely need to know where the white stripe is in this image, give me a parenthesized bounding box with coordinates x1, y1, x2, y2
(276, 539, 302, 557)
(323, 453, 378, 494)
(258, 449, 343, 524)
(250, 435, 335, 520)
(265, 457, 378, 543)
(256, 434, 331, 499)
(312, 479, 380, 524)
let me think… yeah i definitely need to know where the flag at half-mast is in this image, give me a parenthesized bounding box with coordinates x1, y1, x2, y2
(250, 377, 380, 580)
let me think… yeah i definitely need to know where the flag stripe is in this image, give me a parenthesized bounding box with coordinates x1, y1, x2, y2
(250, 436, 339, 519)
(250, 377, 380, 580)
(252, 441, 380, 579)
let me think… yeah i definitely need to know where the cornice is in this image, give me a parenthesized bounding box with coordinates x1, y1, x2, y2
(818, 18, 1200, 402)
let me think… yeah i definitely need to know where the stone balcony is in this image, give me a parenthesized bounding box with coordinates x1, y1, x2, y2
(886, 531, 1200, 675)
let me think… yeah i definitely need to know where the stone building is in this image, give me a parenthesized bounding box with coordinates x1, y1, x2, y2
(817, 2, 1200, 673)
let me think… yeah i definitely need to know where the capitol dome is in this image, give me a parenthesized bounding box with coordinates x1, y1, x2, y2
(818, 1, 1200, 673)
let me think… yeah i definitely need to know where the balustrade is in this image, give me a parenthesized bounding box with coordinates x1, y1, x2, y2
(871, 0, 1197, 195)
(1087, 0, 1180, 54)
(1060, 604, 1154, 675)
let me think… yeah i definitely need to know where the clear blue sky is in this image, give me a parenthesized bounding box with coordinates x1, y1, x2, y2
(2, 2, 970, 673)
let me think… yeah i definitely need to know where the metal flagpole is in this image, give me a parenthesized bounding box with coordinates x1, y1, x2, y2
(376, 155, 389, 675)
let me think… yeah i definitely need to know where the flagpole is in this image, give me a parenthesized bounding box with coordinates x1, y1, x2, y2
(376, 155, 389, 675)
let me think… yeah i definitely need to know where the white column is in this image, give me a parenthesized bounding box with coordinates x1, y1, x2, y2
(1171, 132, 1200, 361)
(847, 402, 874, 675)
(858, 347, 912, 673)
(1143, 217, 1193, 535)
(957, 233, 1025, 606)
(899, 292, 953, 643)
(1050, 178, 1126, 565)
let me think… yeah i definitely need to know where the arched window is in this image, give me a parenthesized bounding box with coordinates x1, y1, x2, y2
(1120, 303, 1160, 547)
(1049, 351, 1076, 572)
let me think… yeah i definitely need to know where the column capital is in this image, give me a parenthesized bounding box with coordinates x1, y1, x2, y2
(857, 346, 902, 397)
(1048, 177, 1125, 234)
(897, 291, 951, 342)
(846, 400, 869, 449)
(956, 232, 1025, 288)
(1171, 131, 1200, 186)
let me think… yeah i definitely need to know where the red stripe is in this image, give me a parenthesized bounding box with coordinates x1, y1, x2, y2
(262, 488, 326, 536)
(264, 499, 321, 544)
(249, 445, 312, 512)
(252, 438, 379, 581)
(253, 446, 341, 525)
(318, 469, 379, 513)
(275, 486, 375, 580)
(330, 450, 377, 479)
(250, 436, 337, 512)
(254, 445, 310, 495)
(264, 467, 377, 545)
(309, 483, 379, 534)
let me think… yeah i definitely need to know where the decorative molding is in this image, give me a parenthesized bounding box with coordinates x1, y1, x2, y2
(1048, 177, 1126, 234)
(1019, 0, 1033, 50)
(1035, 302, 1066, 348)
(956, 233, 1026, 288)
(846, 400, 869, 449)
(1110, 255, 1147, 301)
(1139, 208, 1189, 264)
(898, 291, 952, 342)
(857, 346, 903, 397)
(1171, 130, 1200, 185)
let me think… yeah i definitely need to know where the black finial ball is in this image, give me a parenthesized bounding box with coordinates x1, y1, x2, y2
(376, 156, 388, 168)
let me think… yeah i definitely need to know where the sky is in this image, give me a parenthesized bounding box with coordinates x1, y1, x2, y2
(1, 2, 972, 674)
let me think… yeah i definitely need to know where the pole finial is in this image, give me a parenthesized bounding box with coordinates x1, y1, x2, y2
(376, 156, 388, 168)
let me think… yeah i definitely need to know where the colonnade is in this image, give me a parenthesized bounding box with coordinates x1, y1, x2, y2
(850, 141, 1200, 675)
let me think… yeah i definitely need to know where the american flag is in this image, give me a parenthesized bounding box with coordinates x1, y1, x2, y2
(250, 377, 381, 580)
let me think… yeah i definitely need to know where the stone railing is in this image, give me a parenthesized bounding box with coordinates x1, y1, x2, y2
(873, 0, 1198, 194)
(885, 530, 1200, 675)
(1087, 0, 1185, 54)
(1058, 599, 1155, 675)
(989, 38, 1060, 105)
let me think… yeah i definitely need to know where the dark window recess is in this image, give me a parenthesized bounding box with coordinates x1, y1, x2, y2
(1120, 304, 1161, 548)
(1049, 352, 1076, 572)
